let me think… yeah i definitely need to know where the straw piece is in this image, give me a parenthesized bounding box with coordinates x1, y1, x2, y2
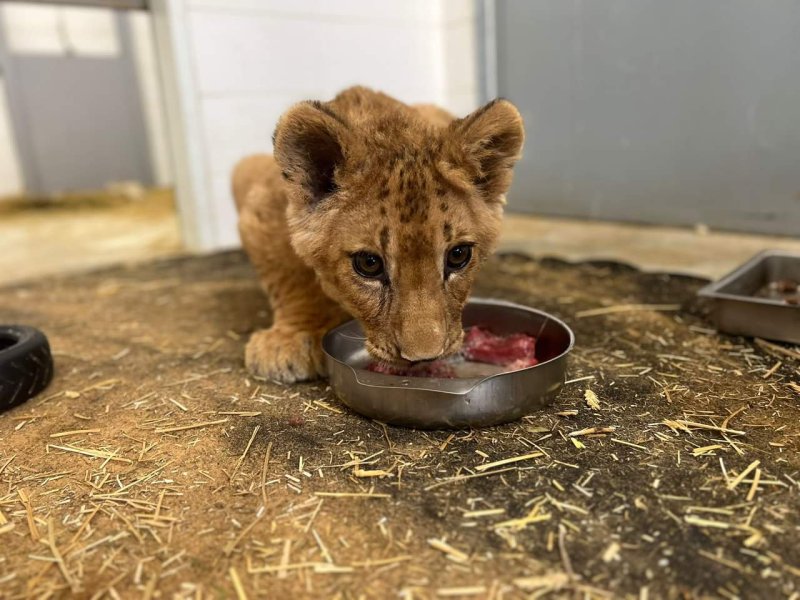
(249, 561, 322, 574)
(224, 514, 263, 557)
(697, 550, 750, 574)
(277, 539, 292, 579)
(155, 418, 228, 433)
(350, 554, 414, 568)
(475, 452, 544, 472)
(611, 438, 648, 451)
(18, 489, 39, 541)
(494, 512, 551, 530)
(462, 508, 505, 518)
(565, 375, 595, 385)
(46, 518, 76, 592)
(685, 515, 733, 529)
(513, 572, 570, 592)
(728, 460, 760, 490)
(568, 427, 615, 438)
(746, 468, 762, 501)
(313, 564, 354, 574)
(585, 389, 600, 410)
(576, 304, 681, 318)
(693, 444, 724, 457)
(558, 524, 575, 579)
(314, 492, 390, 499)
(312, 400, 342, 414)
(0, 455, 15, 476)
(260, 441, 272, 509)
(49, 429, 102, 438)
(436, 587, 487, 597)
(602, 542, 621, 563)
(424, 467, 517, 491)
(229, 567, 248, 600)
(231, 425, 260, 483)
(762, 361, 782, 379)
(427, 538, 469, 563)
(48, 445, 132, 463)
(674, 420, 745, 436)
(755, 338, 800, 361)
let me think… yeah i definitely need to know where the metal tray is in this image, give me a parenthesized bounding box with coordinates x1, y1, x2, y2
(698, 250, 800, 344)
(322, 298, 574, 429)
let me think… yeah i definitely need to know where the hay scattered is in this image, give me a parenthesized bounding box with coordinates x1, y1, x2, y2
(1, 251, 798, 598)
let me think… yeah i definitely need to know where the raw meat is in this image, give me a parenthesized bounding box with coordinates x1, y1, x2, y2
(366, 326, 537, 378)
(461, 327, 538, 368)
(756, 279, 800, 304)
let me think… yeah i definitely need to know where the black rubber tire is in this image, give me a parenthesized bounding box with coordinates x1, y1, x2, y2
(0, 325, 54, 412)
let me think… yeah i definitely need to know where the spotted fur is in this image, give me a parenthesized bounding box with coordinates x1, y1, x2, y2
(232, 86, 524, 382)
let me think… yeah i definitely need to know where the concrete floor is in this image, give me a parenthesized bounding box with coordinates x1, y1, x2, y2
(501, 213, 800, 280)
(0, 188, 183, 285)
(0, 189, 798, 286)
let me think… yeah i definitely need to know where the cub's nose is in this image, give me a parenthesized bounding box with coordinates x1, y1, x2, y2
(398, 324, 446, 363)
(400, 349, 443, 363)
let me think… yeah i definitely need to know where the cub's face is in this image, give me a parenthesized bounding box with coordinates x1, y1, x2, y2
(274, 99, 524, 365)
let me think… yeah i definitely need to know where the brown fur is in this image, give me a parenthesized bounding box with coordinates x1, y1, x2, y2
(232, 86, 524, 382)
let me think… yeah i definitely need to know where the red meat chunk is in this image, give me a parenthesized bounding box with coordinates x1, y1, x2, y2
(462, 327, 538, 367)
(367, 362, 404, 376)
(366, 326, 537, 377)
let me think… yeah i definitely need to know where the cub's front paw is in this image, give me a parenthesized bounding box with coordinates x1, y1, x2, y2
(244, 326, 326, 383)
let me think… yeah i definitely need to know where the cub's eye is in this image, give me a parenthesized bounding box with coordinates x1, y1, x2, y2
(352, 252, 385, 279)
(446, 244, 472, 272)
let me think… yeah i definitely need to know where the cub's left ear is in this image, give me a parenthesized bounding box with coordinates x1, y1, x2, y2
(450, 99, 525, 201)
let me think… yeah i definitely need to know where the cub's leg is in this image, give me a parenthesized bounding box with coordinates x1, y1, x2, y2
(232, 155, 348, 382)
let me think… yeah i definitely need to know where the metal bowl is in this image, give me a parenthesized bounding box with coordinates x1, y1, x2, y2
(322, 298, 575, 429)
(697, 250, 800, 344)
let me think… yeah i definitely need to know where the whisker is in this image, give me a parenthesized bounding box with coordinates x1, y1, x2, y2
(337, 332, 367, 341)
(535, 316, 550, 339)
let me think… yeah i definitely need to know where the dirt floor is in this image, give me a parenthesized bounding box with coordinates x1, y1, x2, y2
(0, 187, 182, 285)
(0, 251, 798, 599)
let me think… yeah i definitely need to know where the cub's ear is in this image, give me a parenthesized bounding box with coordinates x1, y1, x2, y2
(449, 99, 524, 201)
(273, 101, 350, 205)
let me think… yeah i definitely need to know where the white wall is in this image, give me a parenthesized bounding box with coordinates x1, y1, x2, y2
(130, 11, 173, 187)
(440, 0, 481, 116)
(154, 0, 481, 250)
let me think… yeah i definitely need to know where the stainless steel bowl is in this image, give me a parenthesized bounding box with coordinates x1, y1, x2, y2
(322, 298, 575, 429)
(697, 250, 800, 344)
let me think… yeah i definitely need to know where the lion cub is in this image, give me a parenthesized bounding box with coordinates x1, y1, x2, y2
(232, 86, 524, 382)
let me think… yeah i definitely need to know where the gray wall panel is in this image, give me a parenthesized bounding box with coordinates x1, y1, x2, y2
(494, 0, 800, 235)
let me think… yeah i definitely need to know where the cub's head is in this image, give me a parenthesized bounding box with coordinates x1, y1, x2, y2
(274, 97, 524, 365)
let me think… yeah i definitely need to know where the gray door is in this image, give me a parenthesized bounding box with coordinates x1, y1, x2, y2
(488, 0, 800, 236)
(0, 12, 152, 194)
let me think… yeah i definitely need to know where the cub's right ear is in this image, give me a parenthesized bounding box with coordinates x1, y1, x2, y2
(273, 101, 350, 206)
